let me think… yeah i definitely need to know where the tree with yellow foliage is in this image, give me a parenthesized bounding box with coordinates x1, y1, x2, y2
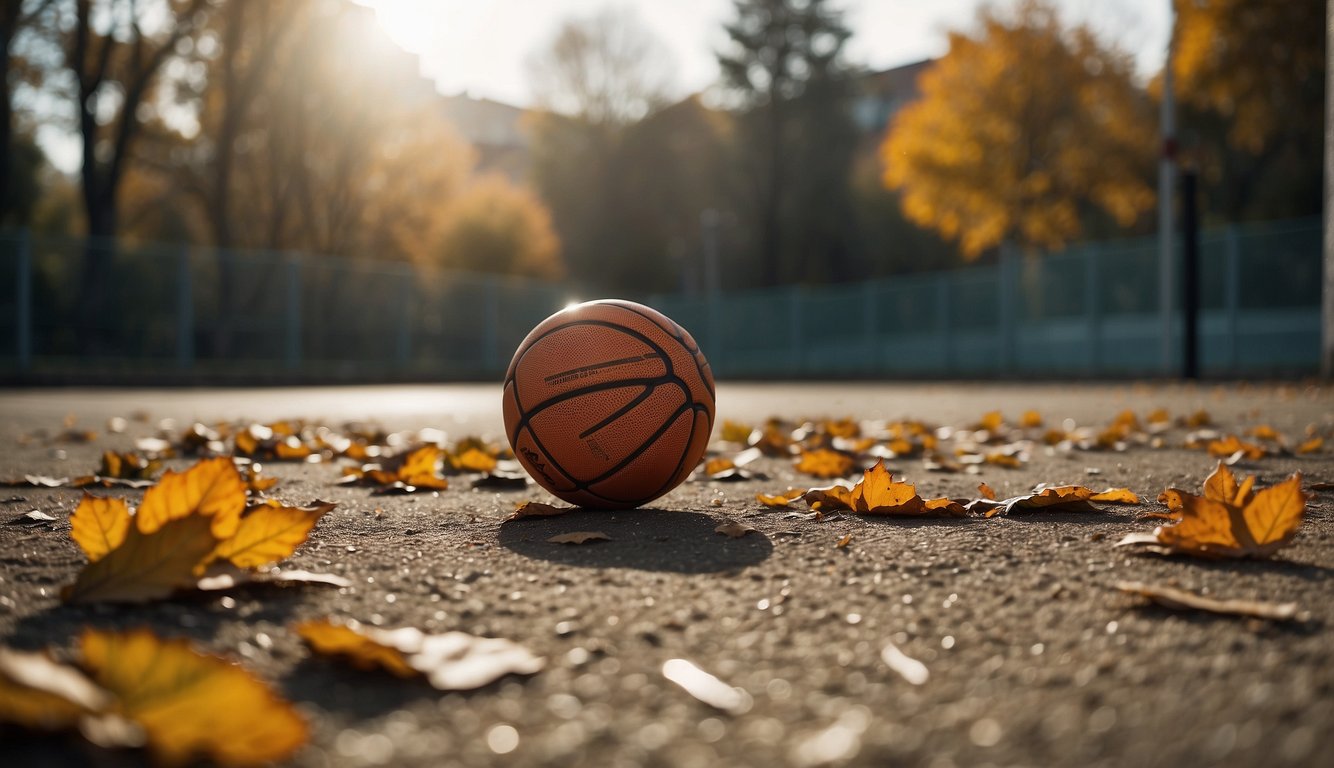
(436, 175, 565, 281)
(880, 1, 1155, 257)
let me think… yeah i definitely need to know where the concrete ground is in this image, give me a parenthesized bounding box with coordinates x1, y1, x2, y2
(1, 381, 1332, 767)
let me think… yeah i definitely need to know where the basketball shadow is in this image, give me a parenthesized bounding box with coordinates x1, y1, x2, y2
(498, 509, 772, 574)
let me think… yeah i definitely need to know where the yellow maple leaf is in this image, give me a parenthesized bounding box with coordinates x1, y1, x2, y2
(63, 515, 216, 604)
(451, 447, 498, 473)
(794, 448, 855, 479)
(136, 457, 246, 539)
(69, 495, 131, 563)
(81, 629, 307, 766)
(295, 620, 418, 677)
(854, 460, 924, 514)
(208, 500, 335, 570)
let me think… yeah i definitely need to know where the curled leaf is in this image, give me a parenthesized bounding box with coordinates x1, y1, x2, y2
(506, 501, 573, 521)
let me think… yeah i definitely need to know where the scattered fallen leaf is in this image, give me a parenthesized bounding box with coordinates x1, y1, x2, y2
(1019, 410, 1043, 428)
(339, 445, 449, 494)
(505, 501, 573, 521)
(978, 482, 997, 500)
(835, 533, 853, 549)
(661, 658, 750, 713)
(719, 420, 754, 444)
(804, 460, 957, 517)
(1206, 434, 1266, 461)
(794, 448, 856, 479)
(984, 485, 1102, 517)
(547, 531, 611, 545)
(1118, 467, 1306, 559)
(1116, 581, 1307, 622)
(63, 460, 332, 603)
(96, 451, 160, 482)
(755, 488, 807, 508)
(297, 619, 544, 690)
(0, 629, 307, 766)
(714, 520, 756, 538)
(1089, 488, 1140, 504)
(80, 629, 308, 765)
(7, 510, 58, 526)
(242, 464, 279, 494)
(450, 447, 498, 474)
(1296, 436, 1323, 454)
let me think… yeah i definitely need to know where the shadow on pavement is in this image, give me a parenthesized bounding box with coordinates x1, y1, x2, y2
(498, 509, 772, 573)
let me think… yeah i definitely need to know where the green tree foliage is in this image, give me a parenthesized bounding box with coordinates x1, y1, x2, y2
(717, 0, 859, 285)
(881, 1, 1156, 257)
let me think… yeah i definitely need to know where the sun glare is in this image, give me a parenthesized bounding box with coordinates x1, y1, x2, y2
(359, 0, 450, 56)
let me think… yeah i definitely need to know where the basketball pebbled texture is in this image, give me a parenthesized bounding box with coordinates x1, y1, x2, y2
(502, 299, 716, 509)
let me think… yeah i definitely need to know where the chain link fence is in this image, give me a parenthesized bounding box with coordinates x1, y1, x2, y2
(0, 217, 1321, 381)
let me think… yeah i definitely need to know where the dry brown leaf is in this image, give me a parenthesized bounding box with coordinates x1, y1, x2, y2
(755, 488, 807, 507)
(1116, 581, 1307, 622)
(547, 531, 611, 544)
(80, 629, 307, 765)
(987, 485, 1100, 517)
(63, 515, 216, 604)
(1206, 435, 1266, 461)
(451, 447, 498, 474)
(794, 448, 856, 479)
(704, 457, 736, 476)
(243, 464, 279, 494)
(923, 497, 968, 516)
(978, 482, 997, 501)
(835, 533, 853, 549)
(1247, 424, 1282, 442)
(506, 501, 573, 521)
(802, 460, 950, 517)
(208, 500, 335, 569)
(69, 495, 131, 563)
(297, 619, 544, 690)
(341, 445, 449, 493)
(715, 520, 756, 538)
(1118, 470, 1306, 559)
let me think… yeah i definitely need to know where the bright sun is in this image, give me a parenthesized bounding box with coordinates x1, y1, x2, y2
(357, 0, 451, 56)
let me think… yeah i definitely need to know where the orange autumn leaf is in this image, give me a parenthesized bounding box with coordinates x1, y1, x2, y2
(1296, 436, 1323, 454)
(1207, 435, 1266, 460)
(1089, 488, 1140, 504)
(1019, 410, 1043, 428)
(296, 619, 544, 690)
(243, 464, 279, 494)
(794, 448, 856, 479)
(63, 515, 217, 604)
(923, 497, 968, 516)
(135, 457, 246, 539)
(80, 629, 307, 766)
(69, 495, 131, 563)
(341, 445, 449, 493)
(1247, 424, 1282, 442)
(719, 420, 754, 444)
(854, 460, 923, 514)
(704, 457, 736, 476)
(978, 482, 997, 500)
(977, 411, 1004, 432)
(755, 488, 807, 507)
(207, 500, 335, 569)
(1120, 470, 1306, 559)
(450, 447, 498, 474)
(985, 485, 1101, 517)
(98, 451, 160, 481)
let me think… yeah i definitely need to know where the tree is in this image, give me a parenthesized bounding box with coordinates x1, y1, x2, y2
(436, 174, 564, 280)
(1170, 0, 1323, 220)
(525, 7, 677, 289)
(1, 0, 57, 226)
(717, 0, 857, 286)
(881, 0, 1155, 257)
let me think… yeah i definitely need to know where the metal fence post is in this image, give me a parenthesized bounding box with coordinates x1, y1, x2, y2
(176, 245, 193, 370)
(1085, 244, 1102, 375)
(1224, 225, 1241, 373)
(16, 230, 32, 372)
(284, 253, 303, 372)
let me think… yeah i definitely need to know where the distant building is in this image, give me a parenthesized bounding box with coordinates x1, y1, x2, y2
(851, 59, 932, 139)
(439, 94, 531, 180)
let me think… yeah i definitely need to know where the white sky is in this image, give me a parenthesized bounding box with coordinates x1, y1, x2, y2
(357, 0, 1170, 105)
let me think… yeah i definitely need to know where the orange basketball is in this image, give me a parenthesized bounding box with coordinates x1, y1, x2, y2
(502, 299, 715, 509)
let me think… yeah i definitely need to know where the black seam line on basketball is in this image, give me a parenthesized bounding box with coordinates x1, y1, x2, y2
(510, 374, 690, 440)
(543, 353, 664, 384)
(581, 400, 714, 506)
(508, 316, 678, 433)
(610, 302, 713, 400)
(576, 384, 654, 440)
(650, 408, 700, 502)
(574, 401, 695, 491)
(511, 318, 677, 392)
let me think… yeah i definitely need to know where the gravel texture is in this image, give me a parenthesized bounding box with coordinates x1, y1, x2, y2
(1, 381, 1332, 768)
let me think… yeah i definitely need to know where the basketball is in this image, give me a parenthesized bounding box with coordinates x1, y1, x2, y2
(502, 299, 715, 509)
